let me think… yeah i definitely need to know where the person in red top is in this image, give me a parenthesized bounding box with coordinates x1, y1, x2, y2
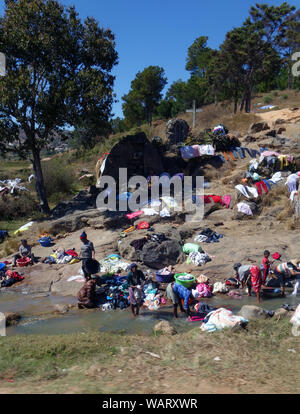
(262, 250, 273, 284)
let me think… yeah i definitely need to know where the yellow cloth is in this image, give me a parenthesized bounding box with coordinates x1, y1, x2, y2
(278, 155, 289, 170)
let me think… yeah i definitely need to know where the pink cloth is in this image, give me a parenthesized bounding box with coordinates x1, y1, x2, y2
(261, 151, 280, 158)
(126, 211, 144, 220)
(196, 283, 212, 298)
(222, 195, 231, 209)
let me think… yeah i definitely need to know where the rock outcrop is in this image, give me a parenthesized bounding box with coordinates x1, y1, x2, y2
(165, 119, 189, 147)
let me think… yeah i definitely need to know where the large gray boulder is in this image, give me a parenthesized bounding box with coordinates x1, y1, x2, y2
(98, 132, 164, 189)
(238, 305, 268, 320)
(165, 119, 189, 146)
(140, 239, 184, 269)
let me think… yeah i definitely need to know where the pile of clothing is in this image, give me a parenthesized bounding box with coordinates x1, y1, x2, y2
(99, 254, 130, 274)
(143, 281, 162, 311)
(98, 275, 130, 310)
(200, 308, 248, 332)
(187, 251, 211, 266)
(180, 144, 215, 159)
(194, 228, 223, 243)
(43, 248, 80, 265)
(0, 268, 24, 288)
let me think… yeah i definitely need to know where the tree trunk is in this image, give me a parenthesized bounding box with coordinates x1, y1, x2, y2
(31, 148, 50, 214)
(239, 95, 245, 112)
(245, 88, 251, 113)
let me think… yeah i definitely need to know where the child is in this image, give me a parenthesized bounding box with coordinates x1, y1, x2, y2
(262, 250, 274, 284)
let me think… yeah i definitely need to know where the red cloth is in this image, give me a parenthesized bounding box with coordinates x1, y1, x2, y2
(254, 181, 268, 195)
(137, 221, 149, 230)
(203, 195, 211, 204)
(250, 266, 262, 293)
(65, 249, 79, 257)
(272, 252, 281, 260)
(210, 195, 222, 204)
(98, 152, 109, 161)
(5, 270, 24, 282)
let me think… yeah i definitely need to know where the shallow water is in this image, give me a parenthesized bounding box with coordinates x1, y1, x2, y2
(1, 290, 299, 336)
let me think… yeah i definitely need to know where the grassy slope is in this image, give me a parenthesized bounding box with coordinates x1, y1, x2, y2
(0, 319, 299, 394)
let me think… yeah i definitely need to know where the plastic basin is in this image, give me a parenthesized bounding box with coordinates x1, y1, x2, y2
(174, 273, 195, 288)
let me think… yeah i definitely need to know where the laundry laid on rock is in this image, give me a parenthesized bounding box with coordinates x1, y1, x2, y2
(0, 269, 24, 288)
(187, 251, 211, 266)
(212, 282, 229, 294)
(200, 308, 248, 332)
(235, 184, 258, 199)
(194, 228, 223, 243)
(182, 243, 203, 254)
(237, 202, 253, 216)
(99, 255, 130, 273)
(195, 282, 212, 298)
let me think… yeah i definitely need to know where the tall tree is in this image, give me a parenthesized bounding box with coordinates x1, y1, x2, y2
(185, 36, 212, 77)
(122, 66, 167, 126)
(0, 0, 118, 213)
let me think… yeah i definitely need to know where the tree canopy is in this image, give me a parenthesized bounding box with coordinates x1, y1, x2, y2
(122, 66, 167, 126)
(0, 0, 118, 213)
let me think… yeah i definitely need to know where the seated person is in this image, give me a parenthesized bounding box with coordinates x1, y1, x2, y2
(77, 274, 98, 309)
(14, 239, 35, 266)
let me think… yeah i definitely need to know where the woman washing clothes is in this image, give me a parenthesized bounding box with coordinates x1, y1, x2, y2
(127, 263, 146, 317)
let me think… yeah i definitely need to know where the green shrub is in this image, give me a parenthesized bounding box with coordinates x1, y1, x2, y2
(263, 96, 273, 104)
(281, 94, 288, 100)
(0, 192, 39, 220)
(42, 158, 78, 204)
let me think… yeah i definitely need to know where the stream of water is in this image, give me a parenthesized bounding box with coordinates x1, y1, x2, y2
(1, 289, 299, 336)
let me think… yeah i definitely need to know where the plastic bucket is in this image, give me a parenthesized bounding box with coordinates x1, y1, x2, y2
(174, 273, 195, 288)
(155, 271, 173, 283)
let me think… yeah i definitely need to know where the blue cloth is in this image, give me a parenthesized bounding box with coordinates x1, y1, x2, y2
(173, 283, 191, 309)
(263, 179, 271, 190)
(218, 155, 226, 163)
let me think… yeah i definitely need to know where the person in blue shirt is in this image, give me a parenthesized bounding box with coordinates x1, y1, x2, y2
(167, 282, 195, 317)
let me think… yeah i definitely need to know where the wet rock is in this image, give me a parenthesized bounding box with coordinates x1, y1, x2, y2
(274, 308, 290, 319)
(53, 304, 70, 314)
(277, 127, 286, 134)
(153, 320, 177, 335)
(238, 305, 268, 320)
(249, 122, 270, 133)
(4, 312, 21, 326)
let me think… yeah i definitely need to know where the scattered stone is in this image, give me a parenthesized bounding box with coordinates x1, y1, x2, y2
(144, 351, 161, 359)
(153, 320, 177, 335)
(53, 304, 70, 314)
(4, 312, 21, 326)
(249, 122, 270, 134)
(274, 308, 291, 319)
(238, 305, 268, 320)
(277, 127, 286, 134)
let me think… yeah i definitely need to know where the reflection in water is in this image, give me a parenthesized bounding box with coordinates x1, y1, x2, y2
(1, 289, 299, 337)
